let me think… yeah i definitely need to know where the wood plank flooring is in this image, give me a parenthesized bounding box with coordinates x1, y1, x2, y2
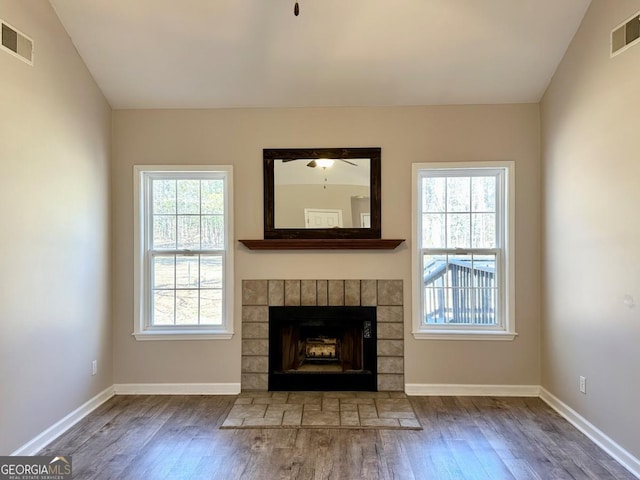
(38, 395, 635, 480)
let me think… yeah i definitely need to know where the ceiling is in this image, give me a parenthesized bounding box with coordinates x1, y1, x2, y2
(49, 0, 592, 109)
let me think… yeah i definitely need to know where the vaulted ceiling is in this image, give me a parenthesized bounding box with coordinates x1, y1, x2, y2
(49, 0, 591, 109)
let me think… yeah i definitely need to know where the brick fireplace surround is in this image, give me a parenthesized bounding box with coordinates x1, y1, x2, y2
(241, 280, 404, 392)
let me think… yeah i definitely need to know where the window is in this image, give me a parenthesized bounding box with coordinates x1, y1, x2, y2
(412, 162, 515, 340)
(133, 165, 233, 340)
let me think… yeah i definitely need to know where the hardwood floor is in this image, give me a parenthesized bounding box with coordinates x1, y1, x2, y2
(39, 394, 635, 480)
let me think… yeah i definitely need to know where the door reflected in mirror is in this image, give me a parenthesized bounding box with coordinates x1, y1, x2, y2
(263, 148, 381, 239)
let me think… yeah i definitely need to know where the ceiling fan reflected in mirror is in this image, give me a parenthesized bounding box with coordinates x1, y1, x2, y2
(281, 158, 358, 168)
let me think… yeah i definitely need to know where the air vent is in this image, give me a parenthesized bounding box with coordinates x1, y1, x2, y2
(1, 18, 33, 65)
(611, 12, 640, 57)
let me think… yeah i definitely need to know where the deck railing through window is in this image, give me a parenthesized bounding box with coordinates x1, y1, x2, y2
(423, 258, 496, 325)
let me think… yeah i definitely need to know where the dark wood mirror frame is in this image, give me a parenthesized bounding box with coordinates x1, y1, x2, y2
(264, 147, 382, 239)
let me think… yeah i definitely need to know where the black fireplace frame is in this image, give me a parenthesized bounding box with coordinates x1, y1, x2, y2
(268, 306, 377, 391)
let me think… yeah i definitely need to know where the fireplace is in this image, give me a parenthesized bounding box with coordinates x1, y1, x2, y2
(241, 279, 404, 392)
(269, 306, 377, 391)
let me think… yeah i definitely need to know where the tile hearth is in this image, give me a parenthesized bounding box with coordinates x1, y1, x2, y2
(220, 391, 421, 430)
(241, 279, 404, 392)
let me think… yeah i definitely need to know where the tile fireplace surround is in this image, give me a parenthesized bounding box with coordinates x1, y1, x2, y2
(241, 279, 404, 392)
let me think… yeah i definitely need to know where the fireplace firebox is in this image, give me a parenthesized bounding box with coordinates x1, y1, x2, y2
(268, 306, 377, 391)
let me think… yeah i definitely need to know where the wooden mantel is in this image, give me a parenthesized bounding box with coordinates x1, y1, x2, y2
(238, 239, 405, 250)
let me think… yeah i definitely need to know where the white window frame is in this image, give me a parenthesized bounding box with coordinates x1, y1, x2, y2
(411, 161, 516, 341)
(133, 165, 234, 341)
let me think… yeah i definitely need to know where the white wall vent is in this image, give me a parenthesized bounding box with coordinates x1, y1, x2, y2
(1, 18, 33, 65)
(611, 11, 640, 57)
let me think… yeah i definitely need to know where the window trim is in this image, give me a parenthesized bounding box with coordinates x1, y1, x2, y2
(411, 161, 516, 341)
(133, 165, 234, 341)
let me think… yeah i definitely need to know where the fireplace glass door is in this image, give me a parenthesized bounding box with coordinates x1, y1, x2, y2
(269, 306, 377, 391)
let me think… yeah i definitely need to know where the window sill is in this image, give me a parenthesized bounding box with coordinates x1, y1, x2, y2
(133, 330, 234, 341)
(412, 330, 518, 341)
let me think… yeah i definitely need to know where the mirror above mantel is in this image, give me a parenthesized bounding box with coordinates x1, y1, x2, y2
(238, 147, 405, 250)
(264, 148, 381, 239)
(274, 157, 371, 230)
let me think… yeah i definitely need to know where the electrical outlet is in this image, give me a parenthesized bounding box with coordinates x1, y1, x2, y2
(579, 376, 586, 394)
(92, 360, 97, 376)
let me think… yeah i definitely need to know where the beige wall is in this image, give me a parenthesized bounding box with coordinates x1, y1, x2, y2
(541, 0, 640, 460)
(0, 1, 112, 454)
(112, 105, 541, 387)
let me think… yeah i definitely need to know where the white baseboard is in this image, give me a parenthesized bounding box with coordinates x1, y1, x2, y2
(11, 386, 115, 456)
(540, 387, 640, 479)
(113, 383, 241, 395)
(405, 383, 541, 397)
